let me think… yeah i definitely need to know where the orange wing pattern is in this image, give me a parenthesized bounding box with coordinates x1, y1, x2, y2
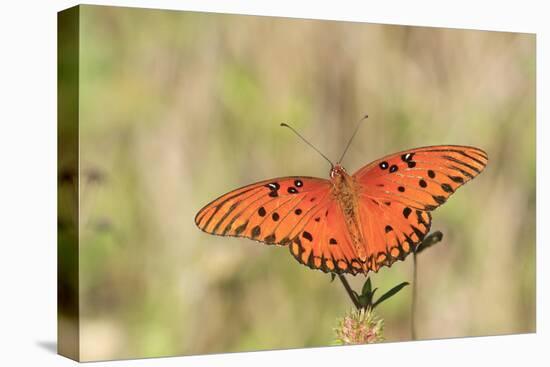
(352, 145, 488, 271)
(195, 176, 333, 246)
(356, 198, 432, 272)
(195, 145, 487, 276)
(287, 199, 364, 275)
(195, 177, 366, 274)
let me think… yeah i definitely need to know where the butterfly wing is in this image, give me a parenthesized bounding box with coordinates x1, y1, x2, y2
(195, 176, 330, 244)
(356, 196, 433, 272)
(196, 146, 487, 275)
(352, 145, 488, 272)
(287, 199, 365, 275)
(195, 176, 364, 274)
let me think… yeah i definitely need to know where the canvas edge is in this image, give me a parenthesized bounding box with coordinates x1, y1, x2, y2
(57, 4, 81, 362)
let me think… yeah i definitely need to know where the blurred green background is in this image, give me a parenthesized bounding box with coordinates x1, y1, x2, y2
(70, 5, 535, 361)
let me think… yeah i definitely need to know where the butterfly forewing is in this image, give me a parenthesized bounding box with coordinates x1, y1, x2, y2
(195, 176, 333, 246)
(354, 145, 488, 211)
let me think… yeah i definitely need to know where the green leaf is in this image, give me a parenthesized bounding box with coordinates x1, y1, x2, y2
(416, 231, 444, 254)
(330, 273, 336, 282)
(372, 282, 410, 308)
(361, 277, 372, 296)
(368, 288, 378, 305)
(358, 294, 369, 308)
(352, 290, 360, 303)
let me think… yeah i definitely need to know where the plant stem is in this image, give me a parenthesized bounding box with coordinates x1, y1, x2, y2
(338, 274, 361, 310)
(411, 251, 418, 340)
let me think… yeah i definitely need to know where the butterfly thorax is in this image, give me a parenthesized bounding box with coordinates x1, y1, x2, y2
(330, 165, 368, 264)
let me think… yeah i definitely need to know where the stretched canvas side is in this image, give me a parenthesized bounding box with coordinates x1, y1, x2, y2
(57, 5, 80, 362)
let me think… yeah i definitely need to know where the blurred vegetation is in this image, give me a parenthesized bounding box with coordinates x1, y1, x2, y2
(67, 5, 536, 361)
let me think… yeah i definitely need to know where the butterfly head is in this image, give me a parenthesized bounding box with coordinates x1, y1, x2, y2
(330, 164, 348, 180)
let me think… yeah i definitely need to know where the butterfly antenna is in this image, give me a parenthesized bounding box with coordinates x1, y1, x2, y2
(337, 114, 368, 164)
(280, 123, 334, 168)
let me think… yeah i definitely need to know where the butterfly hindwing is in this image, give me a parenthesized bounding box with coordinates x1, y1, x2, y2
(287, 200, 363, 275)
(357, 198, 432, 272)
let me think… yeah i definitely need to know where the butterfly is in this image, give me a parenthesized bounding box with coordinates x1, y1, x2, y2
(195, 124, 488, 275)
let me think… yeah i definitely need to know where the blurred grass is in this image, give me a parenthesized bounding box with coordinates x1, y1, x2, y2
(71, 5, 535, 361)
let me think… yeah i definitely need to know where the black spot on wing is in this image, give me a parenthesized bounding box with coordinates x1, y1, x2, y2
(266, 182, 280, 190)
(235, 221, 248, 235)
(251, 225, 261, 238)
(441, 183, 454, 193)
(266, 182, 280, 197)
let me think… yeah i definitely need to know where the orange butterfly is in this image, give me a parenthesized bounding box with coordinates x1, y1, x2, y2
(195, 123, 487, 275)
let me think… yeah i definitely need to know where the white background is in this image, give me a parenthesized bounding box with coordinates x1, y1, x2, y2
(0, 0, 546, 365)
